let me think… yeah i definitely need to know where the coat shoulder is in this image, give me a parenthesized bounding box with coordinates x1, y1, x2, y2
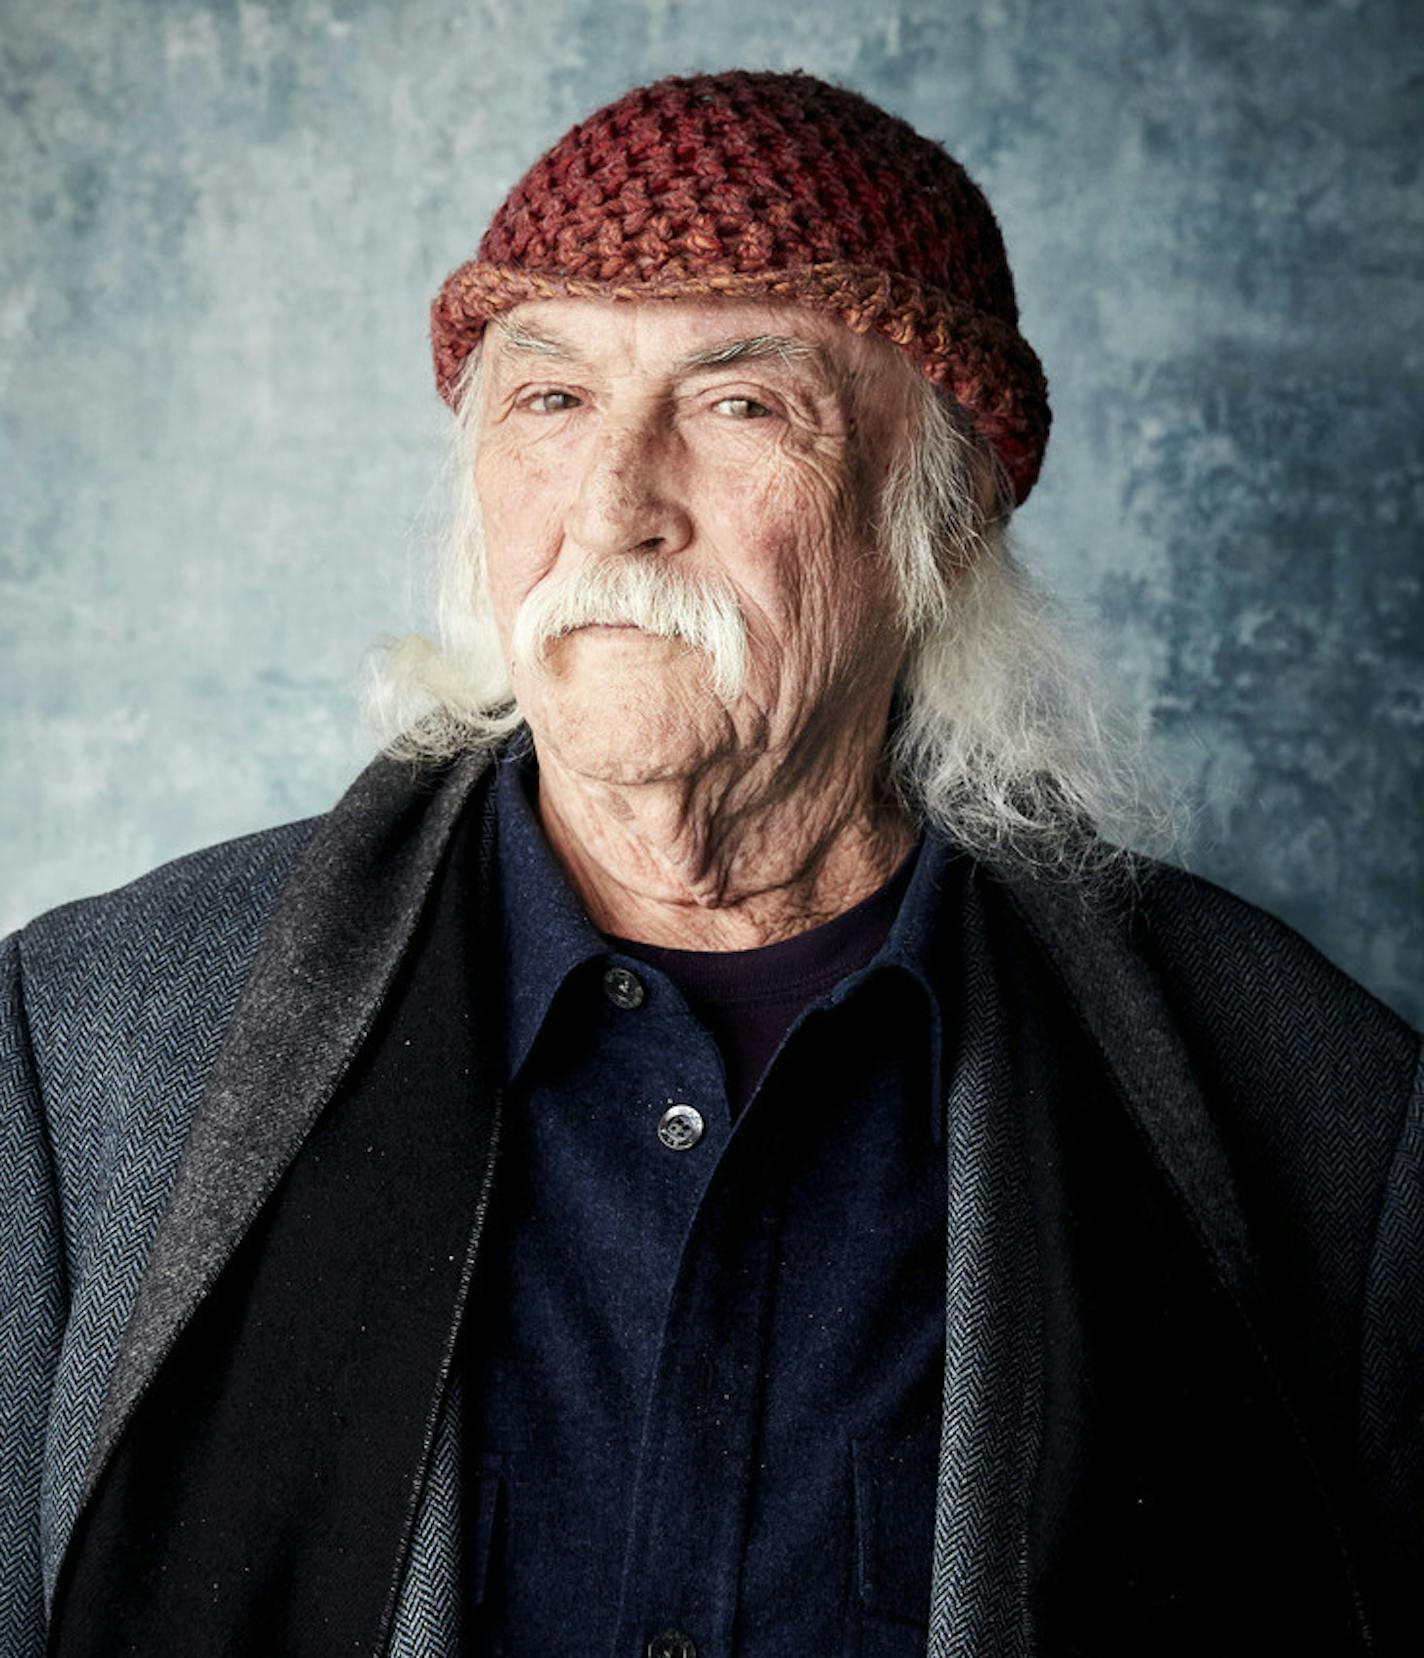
(12, 817, 326, 1145)
(1128, 855, 1418, 1068)
(1119, 855, 1418, 1293)
(17, 818, 322, 1001)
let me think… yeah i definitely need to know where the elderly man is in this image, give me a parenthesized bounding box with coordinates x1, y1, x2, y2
(2, 69, 1419, 1658)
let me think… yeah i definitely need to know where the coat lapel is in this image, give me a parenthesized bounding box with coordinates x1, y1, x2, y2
(75, 748, 496, 1524)
(999, 865, 1268, 1324)
(1004, 863, 1374, 1632)
(995, 862, 1376, 1652)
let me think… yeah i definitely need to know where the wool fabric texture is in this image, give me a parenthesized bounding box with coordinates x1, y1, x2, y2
(429, 69, 1051, 505)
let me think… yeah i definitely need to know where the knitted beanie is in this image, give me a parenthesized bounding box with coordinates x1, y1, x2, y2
(430, 69, 1050, 505)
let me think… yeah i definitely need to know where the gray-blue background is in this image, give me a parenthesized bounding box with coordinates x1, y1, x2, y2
(3, 0, 1420, 1025)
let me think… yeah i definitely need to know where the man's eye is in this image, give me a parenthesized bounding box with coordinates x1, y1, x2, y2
(523, 390, 581, 414)
(712, 396, 773, 419)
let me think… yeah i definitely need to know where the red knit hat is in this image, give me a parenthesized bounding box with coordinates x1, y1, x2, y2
(430, 69, 1050, 505)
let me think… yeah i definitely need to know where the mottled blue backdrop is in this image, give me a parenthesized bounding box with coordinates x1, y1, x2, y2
(2, 0, 1420, 1024)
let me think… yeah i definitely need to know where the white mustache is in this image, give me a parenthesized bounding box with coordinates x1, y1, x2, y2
(510, 557, 748, 702)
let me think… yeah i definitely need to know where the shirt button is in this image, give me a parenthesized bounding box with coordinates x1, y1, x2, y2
(657, 1104, 704, 1151)
(603, 966, 646, 1009)
(646, 1633, 698, 1658)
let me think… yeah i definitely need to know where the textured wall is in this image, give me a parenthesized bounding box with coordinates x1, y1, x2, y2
(2, 0, 1420, 1024)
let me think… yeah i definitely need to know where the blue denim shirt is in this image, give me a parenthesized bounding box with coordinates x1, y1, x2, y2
(460, 737, 961, 1655)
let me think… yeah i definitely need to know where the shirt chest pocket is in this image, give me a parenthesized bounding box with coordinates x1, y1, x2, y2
(847, 1429, 939, 1657)
(467, 1453, 511, 1628)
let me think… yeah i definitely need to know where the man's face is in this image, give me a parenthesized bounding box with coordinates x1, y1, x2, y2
(473, 296, 917, 788)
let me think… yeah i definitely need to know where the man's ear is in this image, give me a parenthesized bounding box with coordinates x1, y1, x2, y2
(974, 448, 1013, 527)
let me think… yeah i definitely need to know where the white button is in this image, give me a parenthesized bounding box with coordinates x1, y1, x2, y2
(647, 1632, 698, 1658)
(657, 1104, 704, 1150)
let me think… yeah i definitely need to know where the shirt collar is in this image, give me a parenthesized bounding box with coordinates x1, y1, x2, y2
(495, 731, 611, 1086)
(494, 731, 963, 1142)
(817, 821, 960, 1144)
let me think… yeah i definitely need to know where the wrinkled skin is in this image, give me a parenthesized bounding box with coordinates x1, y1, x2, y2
(474, 296, 921, 948)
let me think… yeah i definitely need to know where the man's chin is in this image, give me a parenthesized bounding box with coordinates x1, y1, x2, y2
(543, 732, 711, 788)
(516, 651, 735, 768)
(524, 692, 728, 787)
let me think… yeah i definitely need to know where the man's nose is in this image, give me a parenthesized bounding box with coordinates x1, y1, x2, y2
(565, 421, 693, 559)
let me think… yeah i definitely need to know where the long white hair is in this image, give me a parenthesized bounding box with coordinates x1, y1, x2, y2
(364, 336, 1181, 884)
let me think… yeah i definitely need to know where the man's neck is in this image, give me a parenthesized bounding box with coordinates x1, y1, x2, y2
(530, 739, 918, 952)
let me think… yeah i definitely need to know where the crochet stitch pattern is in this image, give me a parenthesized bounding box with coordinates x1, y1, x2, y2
(430, 69, 1051, 505)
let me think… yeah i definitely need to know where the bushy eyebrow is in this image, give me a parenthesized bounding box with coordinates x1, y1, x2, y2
(490, 318, 587, 362)
(489, 317, 836, 392)
(673, 334, 832, 387)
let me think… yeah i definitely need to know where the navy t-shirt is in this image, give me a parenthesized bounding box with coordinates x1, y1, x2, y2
(458, 740, 959, 1654)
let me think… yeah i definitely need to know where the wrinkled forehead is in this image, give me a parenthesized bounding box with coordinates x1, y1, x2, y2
(486, 295, 916, 404)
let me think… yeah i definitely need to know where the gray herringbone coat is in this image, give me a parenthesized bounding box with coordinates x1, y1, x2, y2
(2, 748, 1420, 1655)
